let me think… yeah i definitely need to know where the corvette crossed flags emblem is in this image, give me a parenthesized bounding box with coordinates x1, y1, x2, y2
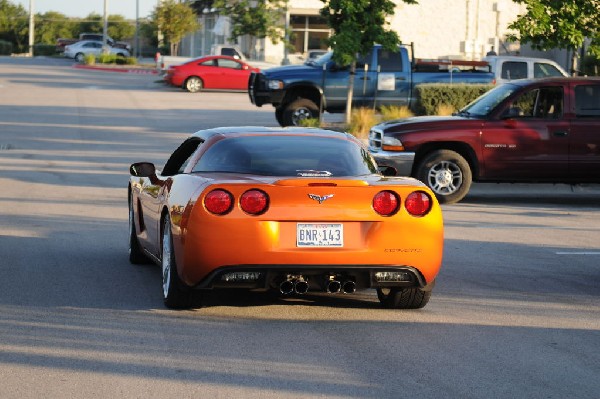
(308, 194, 334, 204)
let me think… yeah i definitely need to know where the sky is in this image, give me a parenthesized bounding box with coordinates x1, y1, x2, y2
(13, 0, 158, 20)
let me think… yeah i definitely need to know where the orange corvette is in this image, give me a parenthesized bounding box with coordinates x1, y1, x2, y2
(128, 127, 444, 309)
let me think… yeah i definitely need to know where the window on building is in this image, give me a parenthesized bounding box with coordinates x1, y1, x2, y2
(290, 15, 330, 54)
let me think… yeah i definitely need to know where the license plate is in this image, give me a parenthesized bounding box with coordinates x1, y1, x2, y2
(297, 223, 343, 247)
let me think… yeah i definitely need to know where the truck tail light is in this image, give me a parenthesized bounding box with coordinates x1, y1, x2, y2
(373, 190, 400, 216)
(204, 189, 233, 215)
(405, 191, 432, 216)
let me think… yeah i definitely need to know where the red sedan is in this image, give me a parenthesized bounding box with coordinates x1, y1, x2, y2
(164, 55, 260, 93)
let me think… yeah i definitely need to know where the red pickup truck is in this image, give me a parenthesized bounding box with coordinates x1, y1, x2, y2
(368, 77, 600, 204)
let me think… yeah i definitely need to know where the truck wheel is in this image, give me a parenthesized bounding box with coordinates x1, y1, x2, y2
(282, 99, 319, 126)
(275, 106, 285, 127)
(184, 76, 203, 93)
(415, 149, 472, 204)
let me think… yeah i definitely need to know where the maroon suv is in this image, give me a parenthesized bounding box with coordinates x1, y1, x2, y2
(369, 77, 600, 203)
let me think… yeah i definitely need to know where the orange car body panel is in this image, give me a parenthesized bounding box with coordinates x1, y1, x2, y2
(167, 176, 443, 287)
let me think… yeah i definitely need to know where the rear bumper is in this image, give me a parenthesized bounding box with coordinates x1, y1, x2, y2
(193, 264, 429, 292)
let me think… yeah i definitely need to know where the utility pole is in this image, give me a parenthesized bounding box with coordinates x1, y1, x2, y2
(28, 0, 34, 56)
(103, 0, 109, 52)
(135, 0, 140, 58)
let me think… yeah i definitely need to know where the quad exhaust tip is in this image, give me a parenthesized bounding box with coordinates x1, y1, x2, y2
(279, 276, 309, 295)
(342, 280, 356, 294)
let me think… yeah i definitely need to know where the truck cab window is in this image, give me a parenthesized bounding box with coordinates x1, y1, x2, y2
(501, 62, 527, 80)
(377, 49, 403, 72)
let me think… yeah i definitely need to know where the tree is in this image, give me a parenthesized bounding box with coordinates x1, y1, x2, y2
(107, 14, 135, 41)
(319, 0, 417, 124)
(153, 0, 199, 55)
(77, 12, 103, 34)
(35, 11, 78, 44)
(212, 0, 288, 58)
(507, 0, 600, 75)
(0, 0, 28, 52)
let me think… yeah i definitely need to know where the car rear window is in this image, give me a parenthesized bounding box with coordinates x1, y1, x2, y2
(192, 135, 378, 177)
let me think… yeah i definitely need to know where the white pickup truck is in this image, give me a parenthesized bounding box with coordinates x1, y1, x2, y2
(483, 55, 568, 84)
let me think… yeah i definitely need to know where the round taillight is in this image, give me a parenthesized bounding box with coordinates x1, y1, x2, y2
(240, 189, 269, 215)
(204, 189, 233, 215)
(373, 190, 399, 216)
(405, 191, 432, 216)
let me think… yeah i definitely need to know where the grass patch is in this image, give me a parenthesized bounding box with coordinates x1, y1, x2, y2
(348, 107, 378, 139)
(379, 105, 414, 121)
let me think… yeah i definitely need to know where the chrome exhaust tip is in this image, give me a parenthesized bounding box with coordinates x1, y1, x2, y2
(279, 280, 294, 295)
(342, 280, 356, 294)
(326, 280, 341, 293)
(294, 280, 309, 294)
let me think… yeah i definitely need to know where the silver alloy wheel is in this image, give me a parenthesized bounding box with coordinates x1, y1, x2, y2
(128, 202, 134, 256)
(75, 53, 84, 62)
(186, 77, 202, 93)
(162, 220, 172, 299)
(291, 107, 313, 125)
(426, 160, 463, 195)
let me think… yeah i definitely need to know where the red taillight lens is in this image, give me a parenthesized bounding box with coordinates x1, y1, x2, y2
(240, 189, 269, 215)
(204, 189, 233, 215)
(373, 190, 399, 216)
(405, 191, 432, 216)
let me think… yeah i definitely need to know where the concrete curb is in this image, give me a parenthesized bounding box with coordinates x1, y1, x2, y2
(73, 64, 158, 74)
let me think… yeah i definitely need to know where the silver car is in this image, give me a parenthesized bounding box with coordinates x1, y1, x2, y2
(64, 40, 130, 62)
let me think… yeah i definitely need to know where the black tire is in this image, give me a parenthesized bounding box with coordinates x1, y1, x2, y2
(184, 76, 203, 93)
(415, 149, 472, 204)
(275, 106, 285, 127)
(128, 197, 149, 264)
(377, 287, 431, 309)
(75, 53, 85, 63)
(281, 99, 319, 126)
(161, 215, 193, 309)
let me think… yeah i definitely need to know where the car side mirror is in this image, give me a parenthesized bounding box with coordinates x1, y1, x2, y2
(378, 165, 398, 176)
(130, 162, 156, 177)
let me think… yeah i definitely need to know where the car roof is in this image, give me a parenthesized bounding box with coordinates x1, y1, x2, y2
(484, 55, 561, 63)
(506, 76, 600, 87)
(73, 40, 103, 45)
(190, 126, 355, 142)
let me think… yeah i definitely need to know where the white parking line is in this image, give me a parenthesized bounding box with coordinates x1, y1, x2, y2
(556, 252, 600, 255)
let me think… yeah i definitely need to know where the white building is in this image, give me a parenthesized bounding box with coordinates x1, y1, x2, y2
(181, 0, 571, 70)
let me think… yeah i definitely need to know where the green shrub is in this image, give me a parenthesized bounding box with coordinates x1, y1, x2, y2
(124, 57, 137, 65)
(98, 53, 117, 64)
(413, 83, 494, 115)
(33, 44, 56, 56)
(83, 54, 96, 65)
(298, 118, 321, 128)
(0, 40, 13, 55)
